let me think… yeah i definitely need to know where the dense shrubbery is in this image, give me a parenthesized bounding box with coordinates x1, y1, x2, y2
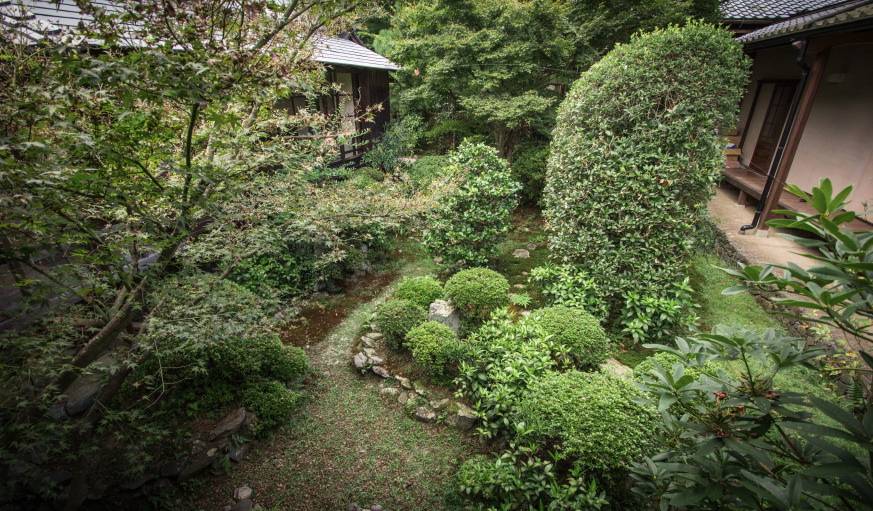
(510, 141, 549, 204)
(543, 22, 748, 324)
(444, 268, 510, 325)
(405, 321, 460, 378)
(363, 115, 423, 172)
(394, 276, 443, 308)
(619, 277, 698, 345)
(242, 381, 304, 436)
(423, 141, 520, 267)
(406, 154, 450, 189)
(375, 299, 428, 350)
(525, 306, 611, 369)
(517, 371, 658, 473)
(529, 264, 609, 320)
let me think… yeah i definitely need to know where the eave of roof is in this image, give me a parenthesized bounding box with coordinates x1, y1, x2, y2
(737, 0, 873, 45)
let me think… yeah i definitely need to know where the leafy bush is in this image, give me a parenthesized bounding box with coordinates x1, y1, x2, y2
(456, 448, 607, 510)
(394, 276, 443, 308)
(525, 306, 611, 369)
(268, 344, 308, 383)
(405, 321, 460, 378)
(619, 277, 698, 345)
(406, 154, 449, 189)
(242, 381, 303, 436)
(444, 267, 510, 324)
(529, 264, 608, 320)
(516, 370, 659, 473)
(423, 141, 520, 267)
(374, 299, 427, 350)
(455, 309, 560, 438)
(358, 166, 385, 182)
(510, 141, 549, 204)
(543, 22, 748, 311)
(363, 115, 423, 172)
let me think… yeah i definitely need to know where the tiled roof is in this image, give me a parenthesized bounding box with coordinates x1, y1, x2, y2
(722, 0, 849, 20)
(0, 1, 398, 70)
(737, 0, 873, 43)
(311, 37, 398, 71)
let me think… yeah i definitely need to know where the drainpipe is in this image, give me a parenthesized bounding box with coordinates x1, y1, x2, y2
(740, 38, 810, 233)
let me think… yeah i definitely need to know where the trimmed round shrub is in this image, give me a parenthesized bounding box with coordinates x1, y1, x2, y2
(543, 22, 749, 310)
(394, 276, 443, 309)
(423, 141, 520, 267)
(516, 370, 659, 472)
(526, 306, 611, 369)
(374, 299, 427, 350)
(268, 344, 308, 383)
(405, 321, 460, 377)
(444, 268, 510, 322)
(242, 381, 303, 436)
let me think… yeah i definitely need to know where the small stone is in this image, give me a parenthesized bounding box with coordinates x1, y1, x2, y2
(427, 300, 460, 334)
(413, 383, 428, 397)
(396, 376, 413, 390)
(228, 444, 249, 463)
(363, 347, 377, 358)
(453, 403, 477, 431)
(599, 358, 633, 379)
(431, 398, 451, 411)
(209, 407, 247, 440)
(433, 256, 444, 264)
(415, 407, 437, 423)
(362, 337, 376, 348)
(353, 352, 369, 370)
(521, 271, 529, 276)
(369, 355, 384, 366)
(513, 283, 525, 289)
(380, 387, 400, 398)
(512, 248, 530, 259)
(234, 485, 253, 501)
(232, 499, 253, 511)
(398, 391, 410, 405)
(527, 242, 538, 251)
(372, 366, 390, 378)
(348, 504, 361, 511)
(371, 505, 383, 511)
(367, 332, 383, 341)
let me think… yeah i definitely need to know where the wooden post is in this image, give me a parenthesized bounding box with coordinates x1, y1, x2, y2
(758, 47, 830, 229)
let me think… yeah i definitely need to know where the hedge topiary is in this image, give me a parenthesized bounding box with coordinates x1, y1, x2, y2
(375, 299, 427, 350)
(242, 381, 303, 436)
(405, 321, 460, 377)
(444, 268, 510, 323)
(526, 306, 611, 369)
(394, 276, 444, 309)
(543, 22, 749, 310)
(424, 141, 520, 267)
(516, 370, 658, 472)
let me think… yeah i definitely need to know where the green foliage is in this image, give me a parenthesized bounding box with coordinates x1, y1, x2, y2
(359, 166, 385, 182)
(268, 344, 309, 383)
(405, 321, 460, 378)
(455, 309, 564, 438)
(406, 154, 449, 190)
(242, 381, 303, 436)
(619, 277, 699, 345)
(424, 142, 520, 267)
(529, 264, 608, 320)
(444, 268, 510, 324)
(510, 141, 549, 204)
(544, 22, 749, 316)
(394, 275, 443, 308)
(456, 448, 608, 511)
(517, 371, 659, 473)
(363, 115, 423, 172)
(525, 306, 611, 369)
(375, 299, 427, 350)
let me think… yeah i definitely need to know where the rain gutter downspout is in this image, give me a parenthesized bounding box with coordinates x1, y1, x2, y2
(740, 38, 810, 233)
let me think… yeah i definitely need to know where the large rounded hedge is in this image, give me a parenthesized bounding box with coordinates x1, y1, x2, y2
(516, 370, 658, 472)
(543, 22, 748, 307)
(394, 276, 444, 309)
(423, 141, 520, 267)
(526, 306, 611, 369)
(444, 267, 510, 322)
(375, 299, 427, 350)
(405, 321, 460, 377)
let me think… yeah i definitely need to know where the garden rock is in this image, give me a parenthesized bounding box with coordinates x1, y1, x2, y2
(452, 403, 477, 431)
(234, 485, 253, 501)
(366, 332, 383, 341)
(371, 505, 384, 511)
(427, 300, 460, 334)
(369, 355, 385, 366)
(414, 407, 437, 423)
(232, 499, 253, 511)
(599, 358, 633, 379)
(372, 366, 390, 378)
(353, 352, 369, 370)
(431, 398, 451, 411)
(527, 242, 538, 251)
(363, 347, 377, 358)
(512, 248, 530, 259)
(361, 336, 376, 348)
(63, 372, 104, 416)
(397, 391, 411, 405)
(228, 444, 249, 463)
(209, 407, 247, 440)
(395, 375, 413, 390)
(380, 387, 399, 398)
